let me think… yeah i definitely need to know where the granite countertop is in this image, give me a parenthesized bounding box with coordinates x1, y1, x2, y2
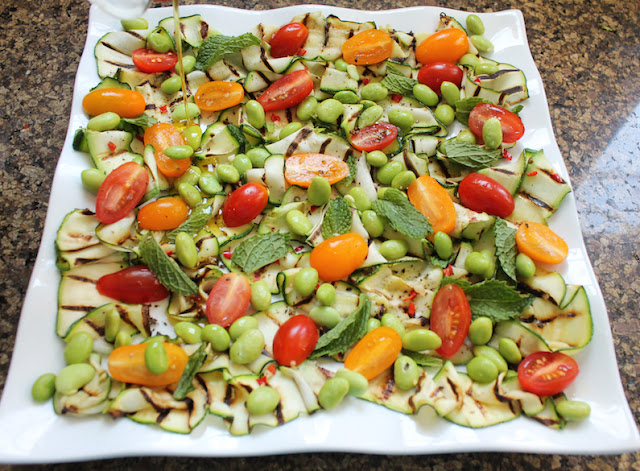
(1, 0, 639, 468)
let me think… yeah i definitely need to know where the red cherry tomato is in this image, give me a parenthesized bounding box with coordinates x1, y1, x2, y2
(469, 103, 525, 143)
(518, 351, 579, 396)
(350, 122, 399, 152)
(257, 70, 314, 111)
(457, 173, 515, 218)
(222, 182, 269, 227)
(132, 48, 178, 73)
(430, 284, 471, 358)
(206, 273, 252, 328)
(270, 22, 309, 58)
(272, 315, 319, 367)
(96, 162, 149, 224)
(97, 265, 169, 304)
(417, 62, 464, 95)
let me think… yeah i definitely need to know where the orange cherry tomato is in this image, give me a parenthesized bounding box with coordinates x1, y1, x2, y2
(344, 326, 403, 380)
(310, 233, 368, 282)
(206, 273, 252, 328)
(82, 87, 146, 118)
(194, 81, 245, 112)
(516, 222, 569, 264)
(108, 343, 189, 387)
(430, 283, 471, 358)
(284, 153, 350, 187)
(407, 175, 456, 234)
(342, 29, 394, 65)
(137, 197, 189, 230)
(415, 28, 468, 65)
(144, 123, 190, 177)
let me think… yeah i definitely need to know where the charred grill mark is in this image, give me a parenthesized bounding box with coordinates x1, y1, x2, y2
(381, 372, 395, 400)
(520, 192, 554, 211)
(541, 167, 566, 183)
(286, 108, 294, 122)
(141, 305, 152, 336)
(196, 375, 210, 405)
(324, 22, 331, 47)
(227, 62, 242, 78)
(224, 384, 235, 406)
(285, 127, 313, 156)
(200, 22, 209, 40)
(318, 137, 332, 154)
(447, 377, 460, 401)
(534, 416, 560, 427)
(146, 104, 157, 110)
(494, 380, 510, 403)
(259, 47, 275, 73)
(105, 60, 135, 69)
(275, 403, 285, 425)
(85, 319, 105, 336)
(184, 396, 195, 418)
(492, 167, 518, 176)
(520, 310, 577, 327)
(517, 283, 558, 306)
(67, 275, 98, 284)
(156, 409, 171, 424)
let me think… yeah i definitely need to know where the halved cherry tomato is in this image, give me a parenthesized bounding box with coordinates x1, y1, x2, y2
(108, 343, 188, 387)
(310, 233, 368, 282)
(468, 102, 525, 143)
(97, 265, 169, 304)
(416, 62, 464, 95)
(415, 28, 468, 65)
(222, 182, 269, 227)
(457, 173, 515, 218)
(144, 123, 190, 177)
(82, 87, 146, 118)
(96, 162, 149, 224)
(194, 81, 245, 112)
(516, 221, 569, 264)
(270, 22, 309, 58)
(257, 70, 314, 111)
(350, 123, 399, 152)
(344, 326, 402, 380)
(206, 272, 252, 327)
(272, 315, 319, 367)
(132, 48, 178, 73)
(284, 153, 350, 187)
(407, 175, 456, 234)
(341, 29, 394, 65)
(518, 351, 579, 396)
(430, 283, 471, 358)
(137, 197, 189, 231)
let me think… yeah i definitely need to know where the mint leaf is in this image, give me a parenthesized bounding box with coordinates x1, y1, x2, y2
(454, 97, 487, 126)
(231, 232, 290, 273)
(310, 294, 370, 358)
(227, 123, 247, 154)
(401, 350, 443, 368)
(381, 73, 416, 96)
(321, 198, 351, 239)
(139, 234, 198, 296)
(441, 140, 502, 170)
(119, 114, 157, 134)
(196, 33, 261, 71)
(510, 104, 524, 116)
(371, 188, 432, 239)
(494, 218, 517, 282)
(166, 205, 212, 243)
(173, 343, 207, 400)
(342, 154, 357, 186)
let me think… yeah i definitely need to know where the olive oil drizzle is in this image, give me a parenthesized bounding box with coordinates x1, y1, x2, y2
(172, 0, 191, 126)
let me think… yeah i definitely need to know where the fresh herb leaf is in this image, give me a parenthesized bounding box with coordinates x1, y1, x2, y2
(231, 232, 290, 272)
(342, 154, 357, 186)
(454, 97, 488, 126)
(166, 204, 212, 243)
(494, 218, 517, 282)
(381, 73, 417, 96)
(227, 123, 247, 154)
(401, 350, 443, 368)
(510, 104, 524, 116)
(173, 343, 207, 400)
(195, 33, 261, 71)
(441, 140, 502, 170)
(139, 234, 198, 296)
(430, 253, 455, 269)
(119, 114, 157, 134)
(311, 294, 370, 358)
(371, 188, 432, 239)
(321, 197, 352, 239)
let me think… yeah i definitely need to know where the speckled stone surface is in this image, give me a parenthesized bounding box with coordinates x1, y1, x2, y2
(1, 0, 639, 468)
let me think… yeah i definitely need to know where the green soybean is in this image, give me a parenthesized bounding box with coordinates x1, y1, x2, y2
(456, 129, 477, 144)
(440, 81, 460, 106)
(466, 356, 499, 383)
(104, 307, 121, 343)
(376, 160, 404, 185)
(388, 109, 414, 131)
(348, 187, 371, 211)
(164, 145, 194, 160)
(412, 84, 439, 107)
(229, 328, 265, 364)
(346, 64, 359, 81)
(334, 90, 359, 104)
(360, 82, 389, 102)
(403, 328, 442, 351)
(177, 182, 202, 208)
(468, 317, 493, 346)
(360, 100, 377, 109)
(470, 35, 494, 53)
(357, 104, 383, 129)
(161, 76, 183, 95)
(367, 317, 381, 332)
(121, 18, 148, 30)
(394, 355, 421, 390)
(498, 338, 522, 364)
(379, 239, 408, 260)
(198, 172, 223, 195)
(81, 168, 106, 194)
(87, 112, 121, 131)
(55, 363, 96, 395)
(482, 117, 503, 149)
(174, 321, 202, 344)
(279, 122, 303, 140)
(459, 53, 480, 68)
(145, 341, 169, 374)
(176, 165, 202, 186)
(465, 251, 491, 276)
(296, 96, 317, 121)
(316, 283, 336, 306)
(251, 280, 272, 311)
(466, 14, 485, 35)
(317, 98, 343, 123)
(32, 373, 56, 402)
(247, 386, 281, 415)
(309, 306, 341, 328)
(286, 209, 313, 236)
(433, 231, 453, 259)
(245, 100, 265, 129)
(434, 104, 455, 125)
(391, 170, 416, 190)
(246, 148, 270, 168)
(318, 377, 350, 410)
(114, 331, 132, 348)
(335, 368, 369, 397)
(381, 313, 405, 337)
(516, 253, 536, 278)
(202, 324, 230, 351)
(64, 332, 93, 365)
(295, 268, 319, 297)
(334, 58, 349, 72)
(172, 102, 200, 122)
(216, 164, 240, 183)
(175, 55, 196, 75)
(232, 153, 253, 175)
(182, 126, 202, 151)
(361, 210, 385, 238)
(147, 31, 173, 53)
(365, 150, 388, 167)
(229, 316, 259, 340)
(307, 176, 332, 206)
(475, 62, 499, 75)
(473, 345, 508, 373)
(144, 335, 167, 344)
(175, 231, 199, 268)
(556, 400, 591, 421)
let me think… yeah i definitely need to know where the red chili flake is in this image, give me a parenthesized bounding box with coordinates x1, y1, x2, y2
(407, 303, 416, 317)
(222, 250, 233, 259)
(392, 94, 403, 103)
(310, 205, 319, 213)
(23, 124, 30, 129)
(294, 245, 305, 253)
(267, 364, 277, 375)
(362, 78, 370, 85)
(526, 170, 538, 177)
(502, 149, 513, 161)
(550, 172, 564, 183)
(474, 77, 482, 84)
(403, 290, 418, 302)
(256, 376, 267, 386)
(253, 274, 261, 281)
(271, 113, 281, 122)
(107, 141, 117, 152)
(166, 251, 174, 256)
(298, 48, 307, 55)
(159, 105, 168, 114)
(443, 265, 454, 277)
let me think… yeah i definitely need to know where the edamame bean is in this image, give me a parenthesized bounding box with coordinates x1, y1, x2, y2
(334, 58, 349, 71)
(516, 253, 536, 278)
(391, 170, 416, 190)
(465, 251, 491, 276)
(229, 316, 259, 340)
(412, 84, 439, 107)
(164, 145, 194, 160)
(459, 54, 479, 68)
(246, 147, 270, 168)
(87, 111, 121, 131)
(394, 355, 421, 390)
(434, 104, 455, 125)
(357, 104, 383, 129)
(64, 332, 93, 365)
(81, 168, 106, 194)
(232, 153, 253, 175)
(403, 328, 442, 351)
(104, 306, 121, 343)
(440, 81, 460, 106)
(251, 280, 272, 311)
(279, 122, 303, 140)
(161, 76, 183, 95)
(482, 117, 503, 149)
(229, 328, 265, 364)
(309, 306, 341, 328)
(556, 400, 591, 421)
(176, 165, 202, 186)
(296, 96, 317, 121)
(121, 18, 148, 30)
(316, 283, 336, 306)
(466, 14, 485, 35)
(202, 324, 230, 351)
(379, 239, 408, 260)
(55, 363, 96, 395)
(334, 90, 359, 104)
(174, 321, 202, 344)
(470, 35, 494, 53)
(498, 338, 522, 364)
(198, 172, 223, 195)
(346, 64, 359, 81)
(32, 373, 56, 402)
(433, 231, 453, 259)
(144, 335, 167, 344)
(177, 182, 203, 208)
(307, 176, 332, 206)
(216, 164, 240, 183)
(286, 209, 313, 236)
(317, 98, 344, 123)
(114, 331, 132, 348)
(468, 317, 493, 346)
(473, 345, 508, 373)
(361, 210, 385, 238)
(245, 100, 265, 129)
(348, 187, 371, 211)
(335, 368, 368, 397)
(247, 386, 281, 415)
(175, 231, 199, 268)
(318, 377, 350, 409)
(381, 313, 405, 337)
(388, 109, 414, 131)
(360, 100, 377, 109)
(475, 62, 499, 75)
(294, 267, 319, 297)
(145, 341, 169, 374)
(365, 150, 388, 167)
(175, 55, 196, 75)
(456, 129, 477, 144)
(181, 125, 202, 151)
(466, 356, 499, 383)
(376, 160, 404, 185)
(360, 82, 389, 102)
(367, 317, 381, 332)
(172, 102, 201, 122)
(147, 31, 173, 53)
